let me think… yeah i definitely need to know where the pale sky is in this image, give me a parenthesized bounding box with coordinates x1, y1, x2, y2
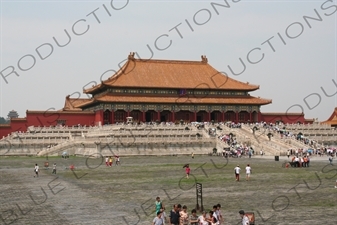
(0, 0, 336, 121)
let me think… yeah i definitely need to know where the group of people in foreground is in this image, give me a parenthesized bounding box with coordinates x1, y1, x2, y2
(153, 198, 250, 225)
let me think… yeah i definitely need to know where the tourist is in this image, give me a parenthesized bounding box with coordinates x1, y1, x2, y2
(216, 204, 223, 224)
(237, 150, 241, 158)
(109, 156, 113, 167)
(287, 150, 290, 158)
(191, 152, 194, 159)
(212, 205, 220, 225)
(206, 211, 213, 224)
(267, 133, 272, 141)
(70, 164, 75, 171)
(160, 207, 167, 225)
(198, 211, 208, 225)
(185, 164, 190, 179)
(245, 164, 252, 181)
(335, 179, 337, 188)
(294, 156, 299, 167)
(207, 210, 218, 225)
(234, 165, 241, 181)
(116, 156, 121, 165)
(52, 163, 57, 174)
(34, 163, 39, 177)
(155, 197, 164, 214)
(299, 157, 303, 167)
(303, 156, 308, 167)
(153, 211, 164, 225)
(179, 205, 188, 225)
(169, 204, 180, 225)
(239, 210, 249, 225)
(329, 155, 333, 165)
(189, 209, 198, 225)
(105, 156, 109, 166)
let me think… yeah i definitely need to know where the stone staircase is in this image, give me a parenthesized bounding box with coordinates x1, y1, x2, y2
(3, 122, 327, 157)
(32, 124, 216, 156)
(210, 124, 288, 156)
(243, 124, 317, 150)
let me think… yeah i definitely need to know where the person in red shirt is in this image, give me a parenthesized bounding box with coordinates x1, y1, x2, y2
(185, 164, 190, 179)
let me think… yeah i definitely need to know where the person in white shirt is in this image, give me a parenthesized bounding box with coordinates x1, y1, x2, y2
(160, 207, 166, 225)
(198, 211, 208, 225)
(245, 164, 252, 181)
(34, 164, 39, 178)
(295, 156, 299, 167)
(105, 156, 109, 166)
(234, 165, 241, 181)
(239, 210, 249, 225)
(212, 205, 219, 225)
(216, 204, 223, 224)
(152, 211, 164, 225)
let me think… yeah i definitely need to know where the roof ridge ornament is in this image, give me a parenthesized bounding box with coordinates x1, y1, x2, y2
(201, 55, 208, 63)
(128, 52, 135, 60)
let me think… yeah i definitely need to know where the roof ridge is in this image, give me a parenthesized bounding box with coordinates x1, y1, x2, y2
(67, 97, 91, 100)
(133, 58, 206, 64)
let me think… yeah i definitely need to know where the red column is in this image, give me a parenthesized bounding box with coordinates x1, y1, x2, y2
(157, 111, 161, 121)
(194, 111, 197, 121)
(235, 112, 239, 123)
(142, 111, 146, 122)
(249, 112, 252, 122)
(172, 111, 175, 122)
(95, 111, 100, 123)
(100, 110, 104, 125)
(127, 110, 130, 117)
(208, 112, 211, 121)
(258, 111, 262, 122)
(95, 110, 103, 126)
(111, 110, 115, 124)
(222, 111, 225, 122)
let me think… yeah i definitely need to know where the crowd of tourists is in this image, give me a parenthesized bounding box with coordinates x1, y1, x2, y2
(287, 147, 336, 158)
(217, 120, 337, 158)
(288, 155, 311, 167)
(104, 156, 121, 166)
(218, 133, 236, 146)
(251, 121, 322, 147)
(217, 133, 254, 158)
(225, 122, 242, 129)
(153, 198, 250, 225)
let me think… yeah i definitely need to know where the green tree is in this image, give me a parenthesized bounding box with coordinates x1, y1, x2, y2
(0, 117, 8, 124)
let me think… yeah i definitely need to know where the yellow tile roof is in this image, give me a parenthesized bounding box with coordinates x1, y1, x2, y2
(84, 54, 260, 93)
(62, 95, 92, 111)
(322, 107, 337, 125)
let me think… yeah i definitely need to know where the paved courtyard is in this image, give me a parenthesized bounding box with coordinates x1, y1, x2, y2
(0, 155, 336, 225)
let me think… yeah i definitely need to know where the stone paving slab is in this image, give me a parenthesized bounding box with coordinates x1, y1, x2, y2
(0, 155, 336, 225)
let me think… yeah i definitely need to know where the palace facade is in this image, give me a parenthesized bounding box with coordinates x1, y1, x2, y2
(0, 53, 311, 137)
(65, 53, 271, 124)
